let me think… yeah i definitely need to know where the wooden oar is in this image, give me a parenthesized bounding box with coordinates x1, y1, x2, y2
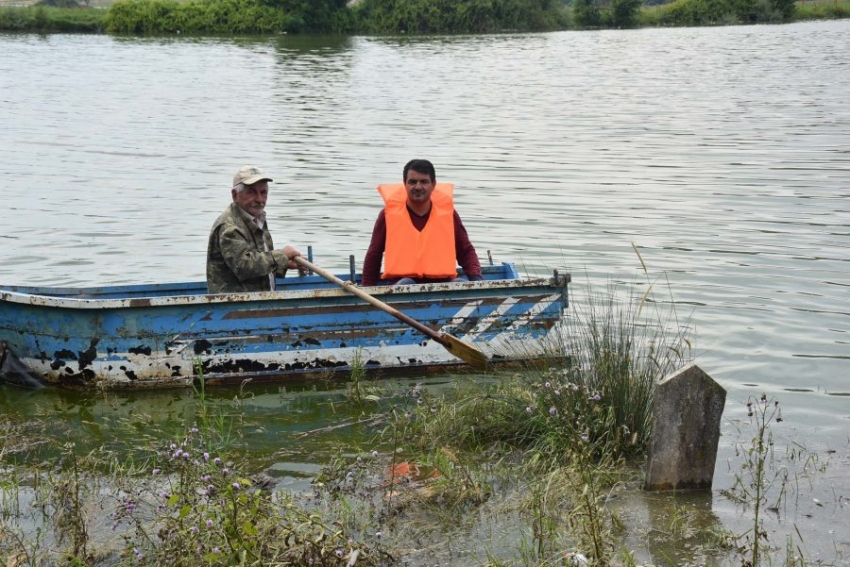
(293, 257, 489, 370)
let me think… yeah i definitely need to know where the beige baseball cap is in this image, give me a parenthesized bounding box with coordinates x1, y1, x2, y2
(232, 165, 273, 188)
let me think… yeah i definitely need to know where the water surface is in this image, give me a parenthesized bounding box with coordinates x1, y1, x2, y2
(1, 21, 849, 563)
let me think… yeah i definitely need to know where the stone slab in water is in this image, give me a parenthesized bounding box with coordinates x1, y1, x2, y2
(644, 363, 726, 491)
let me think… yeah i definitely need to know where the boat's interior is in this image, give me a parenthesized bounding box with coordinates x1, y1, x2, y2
(0, 263, 522, 300)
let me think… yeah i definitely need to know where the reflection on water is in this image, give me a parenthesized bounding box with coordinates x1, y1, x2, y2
(2, 20, 850, 563)
(0, 379, 387, 470)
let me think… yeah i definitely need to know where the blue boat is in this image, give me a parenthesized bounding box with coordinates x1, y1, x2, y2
(0, 262, 569, 390)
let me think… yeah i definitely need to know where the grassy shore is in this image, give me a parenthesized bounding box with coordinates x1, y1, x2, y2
(0, 0, 848, 34)
(638, 0, 849, 25)
(0, 4, 104, 32)
(794, 0, 850, 19)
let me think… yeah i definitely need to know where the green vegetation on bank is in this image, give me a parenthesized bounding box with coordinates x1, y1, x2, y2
(0, 4, 103, 32)
(105, 0, 352, 34)
(0, 0, 848, 34)
(637, 0, 795, 26)
(352, 0, 570, 33)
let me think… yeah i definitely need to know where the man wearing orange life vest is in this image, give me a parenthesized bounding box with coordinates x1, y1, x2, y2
(361, 159, 483, 287)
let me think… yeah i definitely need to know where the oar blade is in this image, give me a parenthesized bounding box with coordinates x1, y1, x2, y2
(438, 333, 490, 370)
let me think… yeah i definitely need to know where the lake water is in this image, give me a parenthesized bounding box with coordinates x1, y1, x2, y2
(1, 20, 849, 564)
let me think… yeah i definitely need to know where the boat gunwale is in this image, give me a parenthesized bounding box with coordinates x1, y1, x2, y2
(0, 276, 567, 310)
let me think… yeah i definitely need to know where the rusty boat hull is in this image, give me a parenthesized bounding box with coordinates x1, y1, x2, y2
(0, 263, 569, 390)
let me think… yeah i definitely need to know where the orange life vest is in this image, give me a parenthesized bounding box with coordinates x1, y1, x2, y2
(378, 183, 457, 280)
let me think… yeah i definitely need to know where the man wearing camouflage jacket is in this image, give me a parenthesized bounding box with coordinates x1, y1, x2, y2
(206, 165, 302, 294)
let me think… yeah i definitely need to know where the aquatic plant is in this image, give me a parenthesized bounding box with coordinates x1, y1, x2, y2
(720, 394, 839, 566)
(724, 393, 785, 566)
(346, 347, 384, 409)
(108, 426, 391, 566)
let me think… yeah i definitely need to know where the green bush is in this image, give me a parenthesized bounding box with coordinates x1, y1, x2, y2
(263, 0, 350, 32)
(638, 0, 803, 24)
(610, 0, 643, 26)
(795, 0, 850, 19)
(731, 0, 759, 21)
(0, 8, 31, 30)
(573, 0, 601, 27)
(0, 4, 104, 31)
(770, 0, 796, 19)
(104, 0, 294, 34)
(352, 0, 569, 34)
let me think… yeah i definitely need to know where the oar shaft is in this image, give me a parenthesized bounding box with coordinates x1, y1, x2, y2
(293, 257, 442, 343)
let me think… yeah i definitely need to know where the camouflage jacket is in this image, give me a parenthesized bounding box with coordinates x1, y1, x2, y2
(206, 203, 289, 294)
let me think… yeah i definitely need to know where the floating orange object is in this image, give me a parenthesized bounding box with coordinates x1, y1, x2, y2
(385, 462, 441, 485)
(386, 462, 420, 483)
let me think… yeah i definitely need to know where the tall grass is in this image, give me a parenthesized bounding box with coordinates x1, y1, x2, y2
(388, 265, 692, 465)
(795, 0, 850, 19)
(344, 261, 694, 563)
(0, 5, 105, 32)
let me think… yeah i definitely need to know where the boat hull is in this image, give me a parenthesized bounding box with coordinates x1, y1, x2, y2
(0, 264, 569, 389)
